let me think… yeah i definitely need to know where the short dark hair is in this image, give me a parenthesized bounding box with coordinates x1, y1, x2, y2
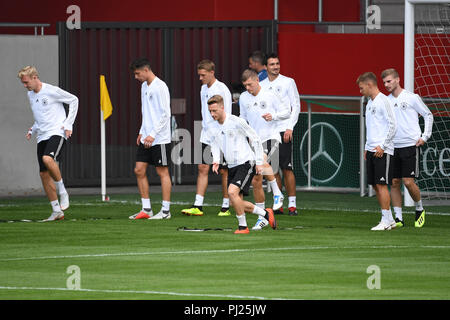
(248, 50, 266, 65)
(130, 58, 151, 71)
(266, 52, 279, 61)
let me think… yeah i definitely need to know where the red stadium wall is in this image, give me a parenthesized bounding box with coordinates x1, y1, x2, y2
(0, 0, 360, 34)
(278, 32, 405, 96)
(1, 0, 403, 97)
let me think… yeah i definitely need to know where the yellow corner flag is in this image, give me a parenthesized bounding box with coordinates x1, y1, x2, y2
(100, 75, 113, 120)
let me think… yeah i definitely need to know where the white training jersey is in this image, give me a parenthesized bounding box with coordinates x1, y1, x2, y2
(260, 74, 301, 132)
(139, 77, 171, 145)
(200, 79, 232, 145)
(365, 92, 397, 156)
(28, 82, 79, 143)
(208, 113, 264, 168)
(239, 87, 290, 143)
(388, 89, 433, 148)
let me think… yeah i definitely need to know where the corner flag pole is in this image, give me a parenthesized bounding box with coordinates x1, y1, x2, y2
(100, 109, 107, 201)
(100, 75, 113, 202)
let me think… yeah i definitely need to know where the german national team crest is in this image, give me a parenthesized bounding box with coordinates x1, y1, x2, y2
(400, 102, 408, 110)
(42, 97, 49, 106)
(260, 101, 267, 109)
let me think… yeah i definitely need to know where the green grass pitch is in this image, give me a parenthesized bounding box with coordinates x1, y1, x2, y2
(0, 190, 449, 300)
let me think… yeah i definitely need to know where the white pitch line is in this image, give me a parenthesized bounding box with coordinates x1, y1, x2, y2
(0, 286, 287, 300)
(1, 245, 449, 263)
(2, 199, 450, 215)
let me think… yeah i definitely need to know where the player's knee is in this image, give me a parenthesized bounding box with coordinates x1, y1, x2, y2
(252, 175, 262, 186)
(403, 178, 416, 189)
(198, 164, 210, 176)
(391, 178, 401, 189)
(42, 155, 54, 166)
(228, 187, 240, 199)
(134, 166, 145, 177)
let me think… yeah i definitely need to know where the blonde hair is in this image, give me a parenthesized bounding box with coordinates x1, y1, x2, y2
(241, 69, 258, 82)
(207, 94, 224, 106)
(381, 68, 399, 79)
(197, 59, 215, 72)
(18, 66, 39, 79)
(356, 72, 377, 85)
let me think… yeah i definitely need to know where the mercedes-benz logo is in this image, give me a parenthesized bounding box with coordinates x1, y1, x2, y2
(299, 122, 344, 183)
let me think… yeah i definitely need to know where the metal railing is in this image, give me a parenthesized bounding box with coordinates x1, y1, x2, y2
(0, 23, 50, 35)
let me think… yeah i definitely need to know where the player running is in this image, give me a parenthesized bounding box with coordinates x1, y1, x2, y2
(207, 95, 277, 233)
(18, 65, 78, 221)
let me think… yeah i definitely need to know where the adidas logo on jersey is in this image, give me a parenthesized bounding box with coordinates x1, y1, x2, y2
(380, 177, 385, 182)
(236, 180, 241, 185)
(411, 171, 415, 175)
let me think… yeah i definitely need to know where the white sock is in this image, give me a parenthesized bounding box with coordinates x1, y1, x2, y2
(255, 202, 265, 209)
(288, 196, 296, 208)
(55, 179, 67, 195)
(393, 206, 403, 221)
(51, 200, 61, 212)
(222, 198, 230, 209)
(142, 198, 151, 211)
(162, 200, 170, 212)
(268, 179, 282, 196)
(381, 209, 394, 224)
(415, 200, 423, 212)
(252, 205, 267, 217)
(194, 194, 204, 207)
(236, 214, 247, 227)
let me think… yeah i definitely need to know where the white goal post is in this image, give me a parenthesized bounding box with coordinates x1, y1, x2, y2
(404, 0, 450, 206)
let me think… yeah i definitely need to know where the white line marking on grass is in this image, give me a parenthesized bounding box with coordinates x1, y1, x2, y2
(0, 286, 288, 300)
(1, 245, 449, 262)
(3, 199, 449, 215)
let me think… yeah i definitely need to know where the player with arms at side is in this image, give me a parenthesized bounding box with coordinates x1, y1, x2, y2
(382, 68, 433, 228)
(207, 95, 277, 234)
(261, 53, 301, 216)
(19, 66, 78, 221)
(357, 72, 397, 231)
(129, 58, 172, 220)
(181, 60, 232, 217)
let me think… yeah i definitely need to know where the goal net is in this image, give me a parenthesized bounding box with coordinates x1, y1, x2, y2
(413, 2, 450, 204)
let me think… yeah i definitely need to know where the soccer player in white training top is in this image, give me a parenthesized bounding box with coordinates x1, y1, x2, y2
(382, 68, 433, 228)
(207, 95, 277, 234)
(18, 65, 78, 221)
(181, 60, 232, 217)
(239, 69, 290, 229)
(357, 72, 397, 231)
(129, 58, 172, 220)
(261, 53, 301, 216)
